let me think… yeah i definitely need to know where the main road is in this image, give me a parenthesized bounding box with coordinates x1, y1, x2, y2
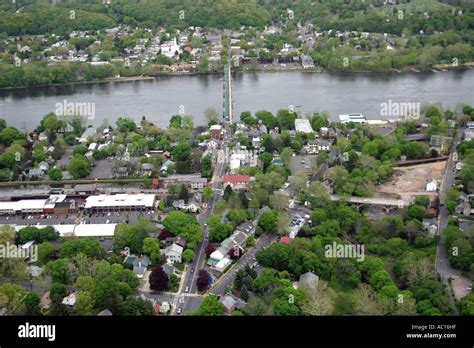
(173, 148, 227, 314)
(209, 233, 277, 297)
(435, 127, 464, 314)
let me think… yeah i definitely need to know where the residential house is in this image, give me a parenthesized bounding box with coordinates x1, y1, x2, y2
(300, 55, 315, 69)
(464, 129, 474, 141)
(190, 177, 207, 189)
(133, 263, 147, 279)
(27, 168, 45, 179)
(429, 135, 452, 155)
(141, 163, 154, 176)
(164, 243, 183, 264)
(210, 124, 223, 139)
(160, 159, 175, 175)
(62, 292, 77, 307)
(38, 161, 49, 172)
(174, 236, 187, 248)
(236, 222, 254, 235)
(124, 254, 151, 278)
(219, 293, 246, 314)
(304, 139, 331, 154)
(209, 230, 249, 264)
(162, 263, 175, 277)
(172, 199, 201, 213)
(113, 166, 129, 179)
(422, 218, 438, 235)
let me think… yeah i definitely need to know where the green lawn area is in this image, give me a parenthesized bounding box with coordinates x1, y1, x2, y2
(378, 0, 453, 15)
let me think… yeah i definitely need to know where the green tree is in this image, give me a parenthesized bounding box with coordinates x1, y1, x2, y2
(24, 291, 41, 315)
(182, 249, 194, 263)
(60, 238, 103, 259)
(75, 291, 96, 316)
(203, 187, 213, 201)
(162, 211, 202, 244)
(47, 167, 63, 181)
(280, 147, 293, 166)
(258, 210, 279, 233)
(37, 242, 55, 266)
(223, 184, 234, 201)
(46, 259, 71, 284)
(67, 155, 90, 179)
(198, 295, 224, 316)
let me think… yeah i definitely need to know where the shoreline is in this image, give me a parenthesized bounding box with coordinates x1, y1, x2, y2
(0, 63, 472, 91)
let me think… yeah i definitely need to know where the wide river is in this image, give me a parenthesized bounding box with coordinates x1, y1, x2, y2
(0, 70, 473, 131)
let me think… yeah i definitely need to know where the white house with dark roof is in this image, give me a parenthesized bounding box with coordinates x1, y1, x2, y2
(164, 243, 183, 264)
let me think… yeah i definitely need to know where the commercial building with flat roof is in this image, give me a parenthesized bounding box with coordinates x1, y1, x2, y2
(84, 194, 156, 212)
(0, 199, 47, 215)
(339, 113, 366, 124)
(295, 118, 314, 134)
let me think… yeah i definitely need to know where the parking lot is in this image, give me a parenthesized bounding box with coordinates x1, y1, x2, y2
(88, 159, 118, 179)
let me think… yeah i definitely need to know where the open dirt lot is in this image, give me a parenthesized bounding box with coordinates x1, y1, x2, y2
(451, 276, 472, 301)
(376, 161, 446, 198)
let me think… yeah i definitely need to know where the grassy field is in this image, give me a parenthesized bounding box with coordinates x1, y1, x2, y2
(378, 0, 454, 15)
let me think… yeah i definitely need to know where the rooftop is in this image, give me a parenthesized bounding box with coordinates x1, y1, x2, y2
(223, 174, 250, 183)
(84, 194, 155, 209)
(295, 118, 314, 134)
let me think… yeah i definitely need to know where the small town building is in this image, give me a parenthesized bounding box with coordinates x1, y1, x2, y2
(164, 243, 183, 264)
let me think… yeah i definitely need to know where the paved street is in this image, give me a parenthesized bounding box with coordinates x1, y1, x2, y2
(436, 127, 464, 314)
(175, 148, 226, 315)
(209, 233, 277, 297)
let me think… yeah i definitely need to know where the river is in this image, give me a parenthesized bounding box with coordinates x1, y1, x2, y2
(0, 70, 473, 131)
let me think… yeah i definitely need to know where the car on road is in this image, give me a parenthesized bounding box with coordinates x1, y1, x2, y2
(185, 286, 189, 292)
(190, 268, 194, 274)
(176, 308, 182, 315)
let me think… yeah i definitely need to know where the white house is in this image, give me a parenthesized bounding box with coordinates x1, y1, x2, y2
(172, 200, 201, 213)
(164, 243, 183, 264)
(426, 179, 437, 192)
(62, 293, 77, 307)
(303, 139, 331, 154)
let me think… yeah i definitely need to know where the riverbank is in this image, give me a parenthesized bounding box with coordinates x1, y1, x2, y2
(0, 75, 156, 91)
(1, 61, 473, 91)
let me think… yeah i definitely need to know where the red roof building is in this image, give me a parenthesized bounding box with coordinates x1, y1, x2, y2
(279, 236, 290, 244)
(223, 175, 250, 190)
